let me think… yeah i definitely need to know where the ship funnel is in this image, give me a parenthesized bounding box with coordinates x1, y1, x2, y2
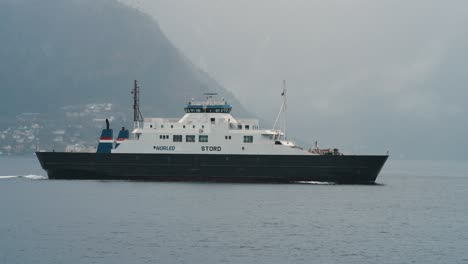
(97, 119, 113, 153)
(115, 127, 129, 148)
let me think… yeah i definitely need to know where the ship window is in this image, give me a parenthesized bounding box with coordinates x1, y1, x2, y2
(159, 135, 162, 139)
(183, 125, 186, 128)
(244, 136, 253, 143)
(202, 125, 205, 128)
(210, 118, 215, 124)
(229, 136, 232, 139)
(150, 125, 153, 128)
(173, 135, 182, 142)
(193, 125, 195, 128)
(225, 136, 227, 139)
(245, 125, 250, 130)
(237, 125, 242, 129)
(161, 125, 164, 128)
(186, 135, 195, 142)
(171, 125, 173, 128)
(199, 135, 208, 142)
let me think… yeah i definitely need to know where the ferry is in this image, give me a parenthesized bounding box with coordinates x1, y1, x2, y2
(36, 81, 388, 183)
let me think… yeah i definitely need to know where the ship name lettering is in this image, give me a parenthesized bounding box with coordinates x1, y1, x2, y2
(155, 146, 175, 151)
(201, 146, 222, 152)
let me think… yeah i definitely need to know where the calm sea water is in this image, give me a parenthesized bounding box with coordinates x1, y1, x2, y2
(0, 156, 467, 264)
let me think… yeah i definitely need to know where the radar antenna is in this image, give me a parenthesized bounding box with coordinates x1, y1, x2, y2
(131, 80, 144, 129)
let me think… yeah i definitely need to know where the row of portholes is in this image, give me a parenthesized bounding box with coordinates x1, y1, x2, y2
(150, 124, 206, 129)
(158, 135, 207, 143)
(236, 125, 258, 130)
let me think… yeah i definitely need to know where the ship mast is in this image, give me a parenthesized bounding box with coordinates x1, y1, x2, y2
(272, 80, 287, 140)
(131, 80, 144, 129)
(282, 80, 287, 140)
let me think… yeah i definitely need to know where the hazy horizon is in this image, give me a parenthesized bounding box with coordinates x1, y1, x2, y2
(122, 0, 468, 160)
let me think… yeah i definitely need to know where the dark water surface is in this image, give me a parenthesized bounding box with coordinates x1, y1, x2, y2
(1, 156, 467, 264)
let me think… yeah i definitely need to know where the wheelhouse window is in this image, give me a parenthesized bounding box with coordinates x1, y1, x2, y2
(199, 135, 208, 142)
(244, 136, 253, 143)
(186, 135, 195, 142)
(245, 125, 250, 130)
(173, 135, 182, 142)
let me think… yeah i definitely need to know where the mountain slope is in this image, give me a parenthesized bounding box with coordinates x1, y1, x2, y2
(0, 0, 249, 117)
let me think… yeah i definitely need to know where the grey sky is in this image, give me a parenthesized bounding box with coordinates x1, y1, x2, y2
(122, 0, 468, 159)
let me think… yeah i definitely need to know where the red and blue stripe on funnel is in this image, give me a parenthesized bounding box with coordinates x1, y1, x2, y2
(115, 127, 129, 148)
(97, 129, 113, 153)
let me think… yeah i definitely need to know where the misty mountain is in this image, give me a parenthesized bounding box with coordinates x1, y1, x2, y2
(0, 0, 249, 118)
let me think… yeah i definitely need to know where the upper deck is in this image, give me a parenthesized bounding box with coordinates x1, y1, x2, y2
(113, 93, 311, 155)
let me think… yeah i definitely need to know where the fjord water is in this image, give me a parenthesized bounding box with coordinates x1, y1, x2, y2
(0, 156, 467, 264)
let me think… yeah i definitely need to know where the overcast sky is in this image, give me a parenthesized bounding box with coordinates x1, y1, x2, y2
(122, 0, 468, 159)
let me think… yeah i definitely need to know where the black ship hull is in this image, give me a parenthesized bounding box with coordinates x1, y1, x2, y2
(36, 152, 388, 184)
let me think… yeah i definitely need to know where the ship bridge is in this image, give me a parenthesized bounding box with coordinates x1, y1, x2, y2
(184, 94, 232, 113)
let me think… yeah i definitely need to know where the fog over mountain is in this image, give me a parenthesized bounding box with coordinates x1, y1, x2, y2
(0, 0, 249, 118)
(123, 0, 468, 160)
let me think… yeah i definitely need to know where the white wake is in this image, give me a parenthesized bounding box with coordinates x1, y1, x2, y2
(21, 175, 47, 180)
(0, 176, 17, 179)
(0, 175, 47, 180)
(295, 181, 335, 185)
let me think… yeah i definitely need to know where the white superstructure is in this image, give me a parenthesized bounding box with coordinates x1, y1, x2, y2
(112, 95, 315, 155)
